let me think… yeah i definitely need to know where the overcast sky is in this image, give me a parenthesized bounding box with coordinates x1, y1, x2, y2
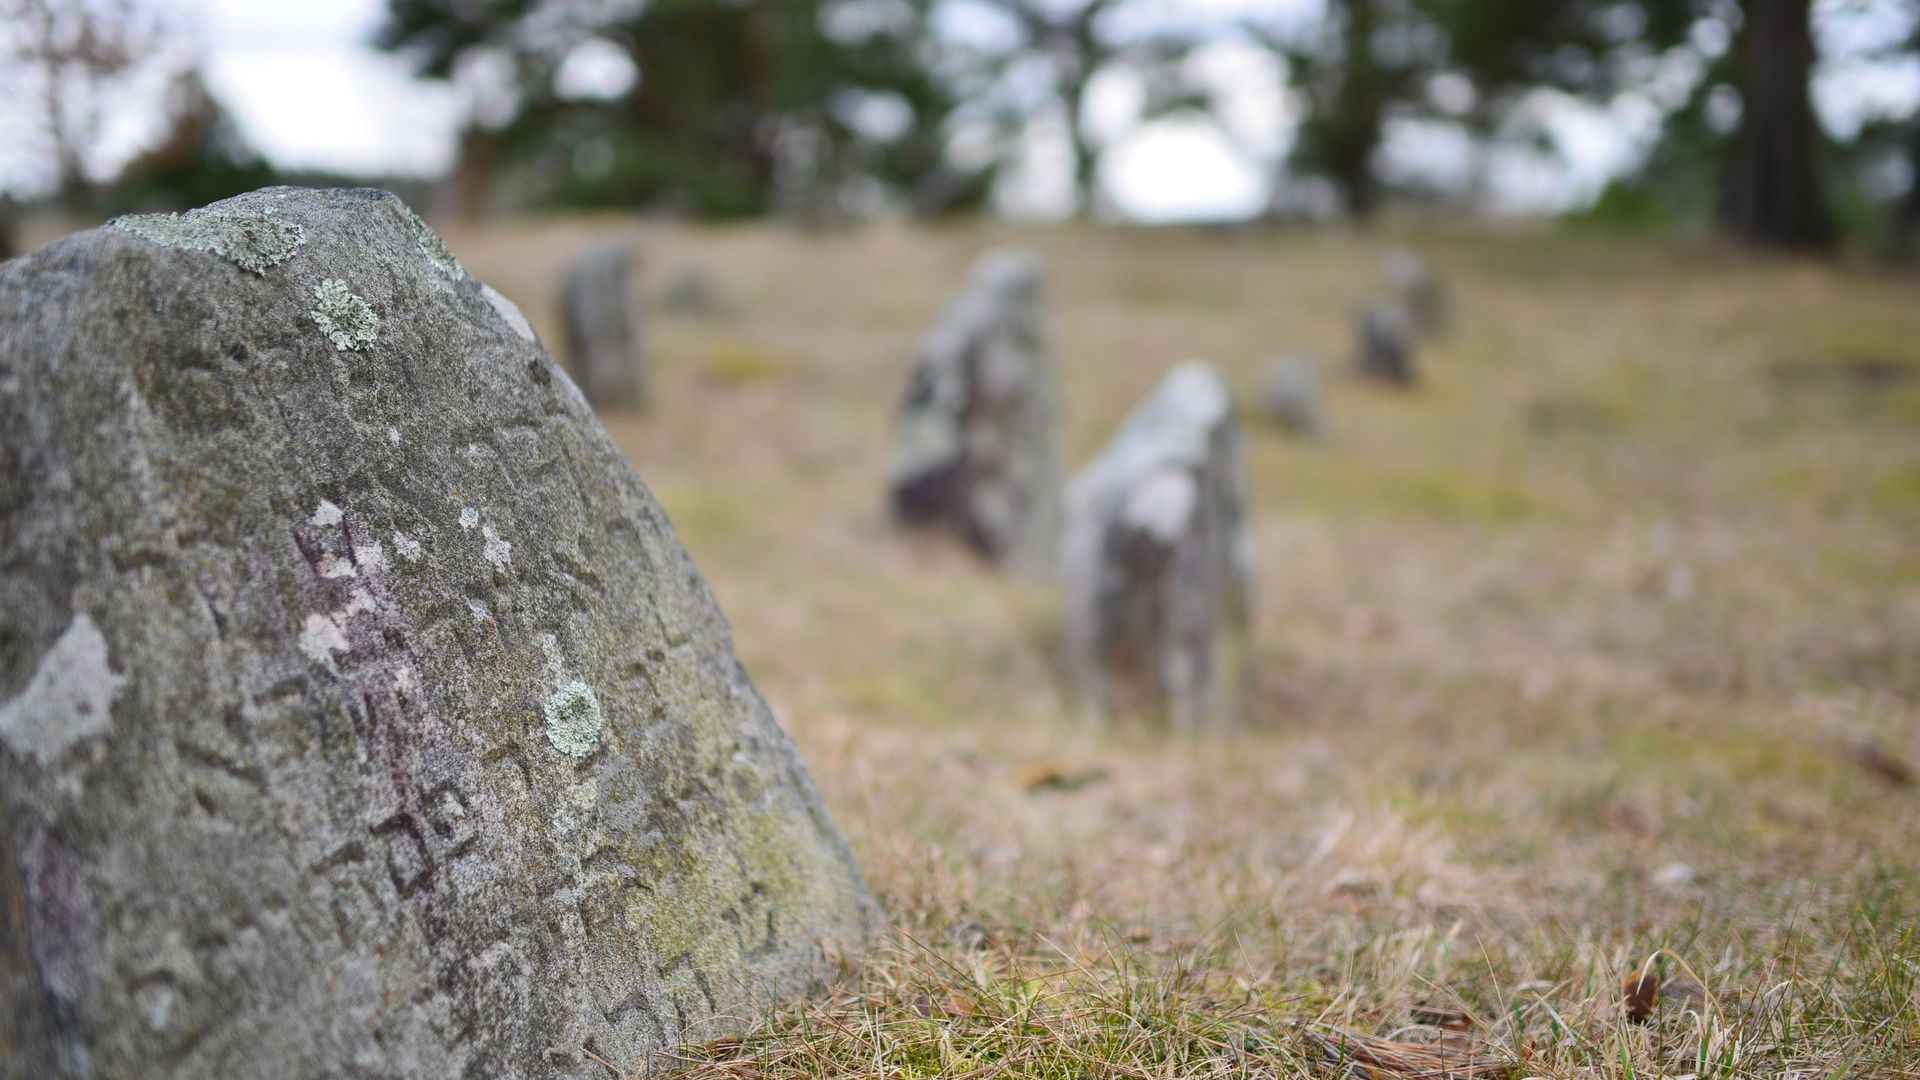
(6, 0, 1917, 222)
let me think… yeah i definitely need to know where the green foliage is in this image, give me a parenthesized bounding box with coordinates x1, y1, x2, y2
(379, 0, 988, 219)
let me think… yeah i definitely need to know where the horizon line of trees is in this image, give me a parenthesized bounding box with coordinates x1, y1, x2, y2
(5, 0, 1918, 255)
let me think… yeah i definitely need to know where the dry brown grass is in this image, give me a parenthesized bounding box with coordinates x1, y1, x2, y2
(444, 217, 1920, 1078)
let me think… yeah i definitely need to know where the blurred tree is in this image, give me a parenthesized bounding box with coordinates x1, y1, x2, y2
(1, 0, 165, 206)
(104, 69, 279, 214)
(379, 0, 988, 220)
(1721, 0, 1833, 249)
(968, 0, 1120, 213)
(1245, 0, 1431, 220)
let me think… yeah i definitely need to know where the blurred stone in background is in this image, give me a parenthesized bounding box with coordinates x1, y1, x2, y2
(1064, 361, 1252, 729)
(1262, 352, 1324, 437)
(561, 243, 648, 409)
(891, 249, 1063, 577)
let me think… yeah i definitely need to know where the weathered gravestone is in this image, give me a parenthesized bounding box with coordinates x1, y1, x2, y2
(1262, 352, 1324, 437)
(1062, 362, 1253, 729)
(1383, 247, 1444, 334)
(0, 188, 874, 1080)
(1357, 300, 1416, 385)
(890, 250, 1062, 575)
(561, 243, 648, 409)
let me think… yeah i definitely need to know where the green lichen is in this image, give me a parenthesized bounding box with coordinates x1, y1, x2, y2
(111, 206, 307, 274)
(407, 208, 465, 281)
(310, 279, 380, 352)
(543, 680, 604, 758)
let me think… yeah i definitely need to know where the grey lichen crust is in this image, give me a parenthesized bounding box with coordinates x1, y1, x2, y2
(407, 207, 466, 281)
(111, 205, 306, 274)
(309, 278, 380, 351)
(543, 680, 604, 758)
(0, 186, 874, 1080)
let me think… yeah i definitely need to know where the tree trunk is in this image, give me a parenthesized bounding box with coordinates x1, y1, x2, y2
(1065, 79, 1099, 216)
(1331, 0, 1384, 221)
(1722, 0, 1833, 250)
(1887, 116, 1920, 262)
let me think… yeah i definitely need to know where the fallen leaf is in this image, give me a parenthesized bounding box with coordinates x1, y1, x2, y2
(1847, 739, 1915, 788)
(1622, 970, 1660, 1023)
(1015, 762, 1108, 793)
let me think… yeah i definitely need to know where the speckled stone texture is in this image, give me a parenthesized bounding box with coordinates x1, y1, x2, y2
(0, 187, 873, 1080)
(889, 250, 1063, 576)
(1063, 362, 1253, 729)
(560, 243, 648, 410)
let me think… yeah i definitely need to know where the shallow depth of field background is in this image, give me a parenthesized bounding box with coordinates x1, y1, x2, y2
(5, 0, 1920, 1075)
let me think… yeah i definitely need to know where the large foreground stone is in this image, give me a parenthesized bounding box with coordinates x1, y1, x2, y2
(561, 243, 648, 409)
(0, 188, 873, 1080)
(890, 250, 1062, 575)
(1063, 362, 1252, 728)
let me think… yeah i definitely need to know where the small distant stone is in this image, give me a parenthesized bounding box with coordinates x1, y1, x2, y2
(1383, 247, 1445, 333)
(660, 266, 726, 319)
(561, 244, 647, 409)
(1357, 301, 1415, 385)
(309, 279, 379, 352)
(112, 206, 306, 274)
(1262, 352, 1323, 436)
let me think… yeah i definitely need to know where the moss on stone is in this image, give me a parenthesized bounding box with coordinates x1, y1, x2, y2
(111, 206, 306, 274)
(310, 279, 380, 352)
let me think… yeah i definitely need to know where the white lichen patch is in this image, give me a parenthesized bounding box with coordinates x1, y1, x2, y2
(353, 541, 386, 570)
(542, 680, 604, 759)
(310, 279, 380, 352)
(298, 613, 350, 668)
(481, 284, 538, 343)
(407, 207, 466, 281)
(0, 613, 126, 766)
(481, 525, 512, 573)
(311, 499, 344, 527)
(393, 533, 424, 562)
(111, 206, 307, 274)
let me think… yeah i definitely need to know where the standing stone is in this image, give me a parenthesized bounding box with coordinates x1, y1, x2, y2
(1262, 352, 1324, 436)
(561, 243, 647, 409)
(1063, 362, 1253, 729)
(1357, 301, 1416, 385)
(890, 250, 1062, 575)
(0, 188, 873, 1080)
(1383, 247, 1444, 333)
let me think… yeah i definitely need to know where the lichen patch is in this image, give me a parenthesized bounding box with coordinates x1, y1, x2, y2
(111, 206, 307, 274)
(407, 208, 466, 281)
(310, 279, 380, 352)
(543, 680, 604, 759)
(481, 525, 512, 573)
(0, 612, 125, 765)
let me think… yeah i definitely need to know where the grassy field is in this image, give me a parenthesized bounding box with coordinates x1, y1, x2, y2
(448, 218, 1920, 1079)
